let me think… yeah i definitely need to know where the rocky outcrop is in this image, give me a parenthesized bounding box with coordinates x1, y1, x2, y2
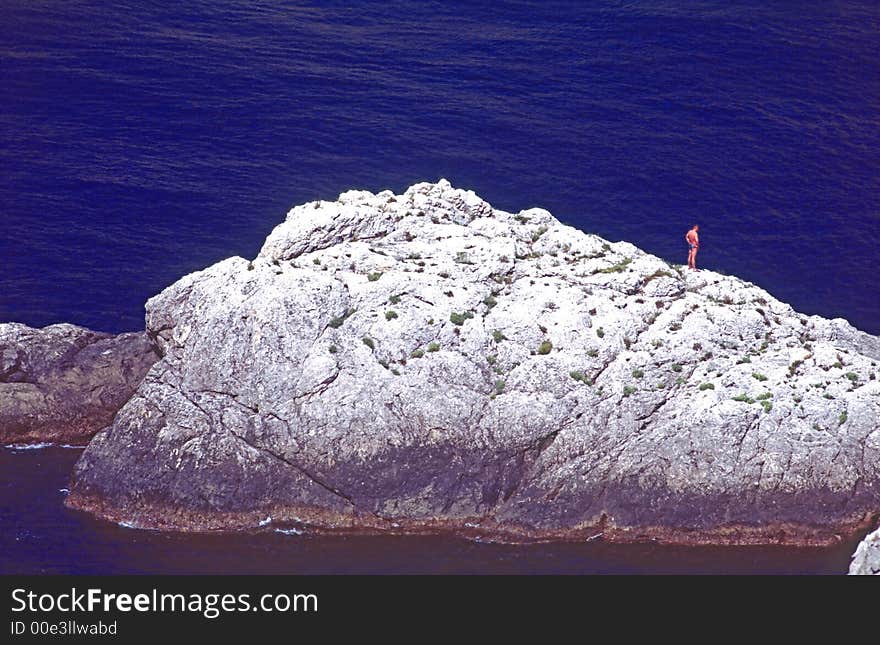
(67, 181, 880, 544)
(0, 323, 158, 444)
(849, 527, 880, 574)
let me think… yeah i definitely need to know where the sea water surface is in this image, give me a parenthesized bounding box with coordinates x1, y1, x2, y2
(2, 1, 878, 335)
(1, 2, 878, 574)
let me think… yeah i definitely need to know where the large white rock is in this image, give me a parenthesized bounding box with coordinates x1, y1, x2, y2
(68, 180, 880, 544)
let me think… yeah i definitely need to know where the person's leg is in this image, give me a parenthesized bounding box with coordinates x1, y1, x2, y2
(687, 247, 695, 269)
(692, 247, 698, 270)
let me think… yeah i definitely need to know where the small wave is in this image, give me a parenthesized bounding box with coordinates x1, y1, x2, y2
(258, 516, 272, 527)
(274, 527, 304, 536)
(4, 442, 54, 450)
(464, 533, 522, 546)
(117, 520, 138, 529)
(60, 444, 87, 449)
(58, 488, 69, 495)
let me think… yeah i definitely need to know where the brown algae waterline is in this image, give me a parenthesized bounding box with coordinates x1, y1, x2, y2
(0, 446, 865, 574)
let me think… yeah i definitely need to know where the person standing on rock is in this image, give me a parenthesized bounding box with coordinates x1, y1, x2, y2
(685, 224, 700, 271)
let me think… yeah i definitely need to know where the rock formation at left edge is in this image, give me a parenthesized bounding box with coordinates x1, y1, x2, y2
(0, 323, 158, 444)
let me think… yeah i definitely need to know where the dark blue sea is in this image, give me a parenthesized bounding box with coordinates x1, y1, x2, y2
(1, 1, 877, 573)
